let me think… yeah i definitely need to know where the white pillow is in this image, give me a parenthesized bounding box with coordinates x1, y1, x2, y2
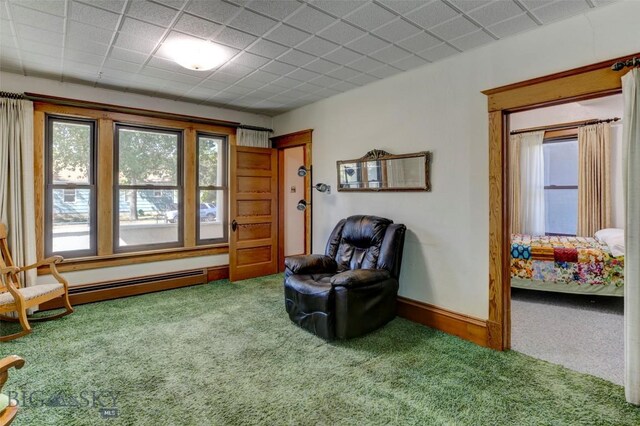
(595, 228, 625, 257)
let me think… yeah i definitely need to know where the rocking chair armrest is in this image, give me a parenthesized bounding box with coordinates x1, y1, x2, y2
(0, 355, 25, 376)
(0, 266, 20, 276)
(19, 256, 64, 271)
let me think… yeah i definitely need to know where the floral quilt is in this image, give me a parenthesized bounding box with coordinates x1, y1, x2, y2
(511, 234, 624, 287)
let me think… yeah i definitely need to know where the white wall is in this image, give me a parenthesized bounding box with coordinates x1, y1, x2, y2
(272, 2, 640, 319)
(283, 146, 305, 256)
(511, 95, 625, 229)
(0, 72, 273, 285)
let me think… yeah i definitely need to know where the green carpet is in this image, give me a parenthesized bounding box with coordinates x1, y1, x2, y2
(1, 274, 638, 425)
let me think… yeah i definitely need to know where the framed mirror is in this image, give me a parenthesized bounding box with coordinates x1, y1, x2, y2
(337, 149, 431, 192)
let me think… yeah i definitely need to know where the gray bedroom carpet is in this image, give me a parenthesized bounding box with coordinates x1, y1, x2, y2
(511, 287, 624, 385)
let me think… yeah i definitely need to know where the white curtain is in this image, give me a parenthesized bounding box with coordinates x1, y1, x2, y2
(517, 131, 546, 235)
(622, 68, 640, 405)
(0, 98, 37, 287)
(237, 128, 271, 148)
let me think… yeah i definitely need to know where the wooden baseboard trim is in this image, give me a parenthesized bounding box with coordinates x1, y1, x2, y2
(40, 265, 229, 310)
(397, 296, 489, 348)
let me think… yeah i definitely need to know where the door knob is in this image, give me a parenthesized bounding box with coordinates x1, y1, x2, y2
(231, 219, 238, 231)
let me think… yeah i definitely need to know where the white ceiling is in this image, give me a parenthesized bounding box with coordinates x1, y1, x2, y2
(0, 0, 618, 116)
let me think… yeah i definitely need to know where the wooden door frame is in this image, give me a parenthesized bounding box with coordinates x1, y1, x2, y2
(482, 53, 638, 351)
(271, 130, 313, 272)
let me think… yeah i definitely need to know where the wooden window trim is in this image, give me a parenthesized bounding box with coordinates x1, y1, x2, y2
(482, 51, 639, 351)
(34, 102, 236, 274)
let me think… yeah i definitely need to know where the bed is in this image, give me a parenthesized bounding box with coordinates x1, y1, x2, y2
(510, 233, 625, 297)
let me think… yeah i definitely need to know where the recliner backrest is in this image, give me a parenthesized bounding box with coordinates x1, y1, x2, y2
(325, 215, 405, 277)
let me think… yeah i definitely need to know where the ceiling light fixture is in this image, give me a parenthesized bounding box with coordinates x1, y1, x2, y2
(166, 39, 228, 71)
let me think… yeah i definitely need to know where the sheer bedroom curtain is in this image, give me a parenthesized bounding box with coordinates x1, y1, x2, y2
(510, 131, 545, 235)
(0, 98, 37, 288)
(622, 68, 640, 406)
(237, 128, 271, 148)
(577, 123, 611, 237)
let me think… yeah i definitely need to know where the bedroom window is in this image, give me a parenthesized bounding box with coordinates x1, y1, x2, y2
(45, 116, 97, 257)
(114, 125, 183, 252)
(543, 138, 578, 236)
(196, 133, 228, 245)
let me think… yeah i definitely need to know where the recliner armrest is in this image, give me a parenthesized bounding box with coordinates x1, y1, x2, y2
(285, 255, 337, 276)
(330, 269, 391, 288)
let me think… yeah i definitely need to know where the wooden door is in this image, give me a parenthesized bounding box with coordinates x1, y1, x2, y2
(229, 145, 278, 281)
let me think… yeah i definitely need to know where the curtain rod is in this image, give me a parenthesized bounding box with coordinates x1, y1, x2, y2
(23, 92, 241, 129)
(510, 117, 620, 135)
(611, 57, 639, 71)
(238, 124, 274, 133)
(0, 91, 25, 99)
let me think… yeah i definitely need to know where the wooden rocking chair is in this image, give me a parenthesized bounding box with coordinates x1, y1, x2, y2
(0, 355, 25, 426)
(0, 224, 74, 341)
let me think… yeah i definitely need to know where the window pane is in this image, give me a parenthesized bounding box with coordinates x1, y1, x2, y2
(543, 140, 578, 186)
(117, 189, 179, 247)
(118, 128, 179, 186)
(545, 189, 578, 235)
(52, 188, 91, 252)
(52, 121, 91, 184)
(199, 190, 224, 241)
(198, 136, 223, 186)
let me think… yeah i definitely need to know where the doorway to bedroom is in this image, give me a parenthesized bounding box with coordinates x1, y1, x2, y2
(508, 93, 625, 384)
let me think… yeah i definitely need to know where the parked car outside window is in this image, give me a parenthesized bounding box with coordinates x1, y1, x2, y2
(165, 203, 216, 223)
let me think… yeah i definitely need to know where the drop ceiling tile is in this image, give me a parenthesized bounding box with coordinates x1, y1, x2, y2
(309, 0, 367, 18)
(247, 69, 281, 83)
(348, 73, 378, 85)
(303, 58, 340, 74)
(174, 13, 222, 38)
(331, 80, 359, 92)
(369, 45, 412, 63)
(236, 78, 267, 90)
(519, 0, 555, 10)
(264, 24, 310, 47)
(15, 23, 64, 46)
(246, 0, 303, 20)
(406, 2, 459, 29)
(390, 55, 428, 71)
(68, 21, 116, 44)
(468, 1, 524, 27)
(1, 18, 12, 37)
(297, 36, 339, 56)
(10, 4, 64, 31)
(376, 1, 427, 14)
(430, 16, 479, 40)
(592, 0, 619, 5)
(114, 32, 158, 54)
(228, 9, 278, 36)
(531, 0, 591, 24)
(10, 0, 65, 17)
(186, 0, 241, 24)
(233, 51, 271, 68)
(309, 74, 340, 87)
(294, 82, 323, 93)
(21, 40, 63, 58)
(372, 19, 422, 43)
(396, 31, 441, 52)
(271, 76, 304, 88)
(103, 57, 141, 73)
(486, 13, 538, 38)
(246, 39, 289, 58)
(448, 0, 493, 12)
(347, 56, 384, 72)
(66, 37, 110, 55)
(0, 35, 17, 49)
(345, 34, 390, 55)
(317, 21, 366, 45)
(69, 1, 120, 30)
(253, 84, 286, 95)
(368, 63, 404, 77)
(450, 29, 494, 51)
(200, 78, 230, 90)
(170, 72, 205, 85)
(287, 67, 321, 82)
(214, 27, 257, 49)
(64, 48, 104, 65)
(344, 2, 396, 31)
(284, 5, 335, 33)
(261, 60, 297, 75)
(218, 61, 254, 77)
(139, 66, 175, 80)
(127, 0, 178, 26)
(154, 0, 187, 9)
(323, 47, 362, 65)
(326, 66, 360, 80)
(277, 49, 316, 67)
(109, 47, 148, 64)
(120, 17, 166, 40)
(418, 43, 458, 61)
(63, 60, 101, 75)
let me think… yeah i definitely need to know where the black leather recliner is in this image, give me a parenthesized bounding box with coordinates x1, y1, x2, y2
(284, 215, 406, 340)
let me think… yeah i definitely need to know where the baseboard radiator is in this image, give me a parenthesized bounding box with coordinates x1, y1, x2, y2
(39, 268, 217, 310)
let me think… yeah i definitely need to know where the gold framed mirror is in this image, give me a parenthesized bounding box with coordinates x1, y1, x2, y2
(336, 149, 431, 192)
